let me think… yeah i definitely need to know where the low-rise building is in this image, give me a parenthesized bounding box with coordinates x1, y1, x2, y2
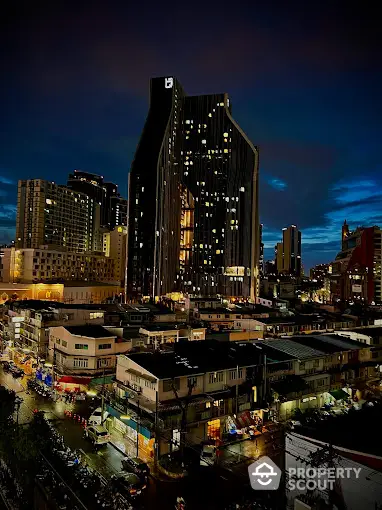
(48, 324, 131, 391)
(1, 300, 105, 358)
(109, 341, 266, 461)
(260, 334, 376, 420)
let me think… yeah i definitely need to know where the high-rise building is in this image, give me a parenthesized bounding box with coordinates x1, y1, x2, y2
(67, 170, 126, 229)
(331, 221, 382, 304)
(274, 226, 302, 276)
(259, 224, 264, 276)
(16, 179, 97, 252)
(282, 225, 301, 276)
(127, 76, 259, 300)
(275, 242, 284, 273)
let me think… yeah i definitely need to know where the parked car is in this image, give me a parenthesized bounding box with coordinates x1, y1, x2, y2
(85, 425, 110, 446)
(200, 445, 216, 467)
(122, 457, 150, 480)
(88, 407, 109, 425)
(111, 471, 147, 498)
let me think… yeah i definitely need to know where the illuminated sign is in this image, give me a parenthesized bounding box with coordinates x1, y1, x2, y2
(352, 284, 362, 293)
(224, 266, 245, 276)
(165, 77, 173, 89)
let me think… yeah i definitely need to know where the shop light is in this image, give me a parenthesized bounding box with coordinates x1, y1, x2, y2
(86, 390, 97, 397)
(120, 415, 131, 420)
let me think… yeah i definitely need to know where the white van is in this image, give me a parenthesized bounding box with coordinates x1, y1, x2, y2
(200, 445, 216, 467)
(88, 407, 109, 425)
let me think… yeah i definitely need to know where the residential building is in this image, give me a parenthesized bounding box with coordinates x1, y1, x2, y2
(275, 242, 283, 274)
(2, 246, 117, 284)
(103, 226, 127, 287)
(111, 340, 265, 460)
(260, 334, 376, 420)
(1, 300, 105, 358)
(15, 179, 98, 252)
(331, 221, 382, 304)
(310, 263, 332, 282)
(48, 324, 131, 391)
(127, 76, 259, 301)
(67, 170, 126, 229)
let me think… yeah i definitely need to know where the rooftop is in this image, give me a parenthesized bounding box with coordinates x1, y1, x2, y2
(258, 339, 325, 360)
(64, 325, 117, 338)
(126, 340, 263, 379)
(9, 300, 105, 311)
(139, 323, 190, 332)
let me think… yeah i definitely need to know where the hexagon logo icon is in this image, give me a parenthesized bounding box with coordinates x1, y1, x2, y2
(248, 456, 281, 491)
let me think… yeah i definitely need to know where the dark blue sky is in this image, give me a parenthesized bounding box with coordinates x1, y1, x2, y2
(1, 1, 381, 270)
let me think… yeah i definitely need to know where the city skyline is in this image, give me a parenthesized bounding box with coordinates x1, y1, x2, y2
(1, 2, 382, 270)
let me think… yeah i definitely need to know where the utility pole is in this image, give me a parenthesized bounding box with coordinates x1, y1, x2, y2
(137, 400, 140, 457)
(235, 364, 239, 415)
(101, 367, 106, 421)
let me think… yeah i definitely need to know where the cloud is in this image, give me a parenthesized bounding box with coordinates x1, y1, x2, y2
(267, 177, 287, 191)
(0, 176, 14, 185)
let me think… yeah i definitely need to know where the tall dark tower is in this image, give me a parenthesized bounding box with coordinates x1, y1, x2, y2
(127, 78, 259, 301)
(127, 77, 185, 298)
(182, 93, 259, 300)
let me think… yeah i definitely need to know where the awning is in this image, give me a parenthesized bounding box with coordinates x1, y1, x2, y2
(329, 389, 350, 401)
(57, 376, 92, 385)
(89, 375, 115, 387)
(235, 410, 254, 428)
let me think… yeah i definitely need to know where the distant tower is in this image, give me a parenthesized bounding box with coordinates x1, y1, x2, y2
(342, 220, 349, 246)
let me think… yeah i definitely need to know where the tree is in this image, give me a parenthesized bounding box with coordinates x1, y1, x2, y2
(171, 378, 196, 464)
(0, 385, 16, 426)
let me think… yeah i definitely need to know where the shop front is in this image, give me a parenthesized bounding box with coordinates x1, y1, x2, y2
(224, 410, 264, 441)
(55, 375, 92, 393)
(107, 405, 154, 462)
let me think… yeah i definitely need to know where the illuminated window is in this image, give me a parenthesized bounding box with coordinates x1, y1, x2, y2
(208, 113, 212, 117)
(224, 149, 228, 153)
(212, 229, 216, 233)
(46, 199, 52, 205)
(240, 187, 245, 192)
(204, 260, 207, 264)
(223, 132, 228, 137)
(205, 202, 209, 207)
(202, 140, 206, 144)
(185, 120, 190, 124)
(231, 220, 235, 225)
(216, 250, 221, 254)
(220, 102, 224, 106)
(199, 244, 203, 249)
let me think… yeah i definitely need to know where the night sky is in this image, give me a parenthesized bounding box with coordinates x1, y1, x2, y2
(1, 1, 381, 270)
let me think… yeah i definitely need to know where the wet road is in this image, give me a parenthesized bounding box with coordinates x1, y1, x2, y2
(0, 369, 265, 509)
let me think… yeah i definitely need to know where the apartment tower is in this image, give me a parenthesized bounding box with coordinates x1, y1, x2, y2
(127, 76, 259, 300)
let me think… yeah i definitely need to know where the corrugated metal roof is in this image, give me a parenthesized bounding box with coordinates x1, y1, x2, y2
(264, 339, 325, 359)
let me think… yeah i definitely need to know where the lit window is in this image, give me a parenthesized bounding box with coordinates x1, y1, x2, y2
(231, 220, 235, 225)
(208, 113, 212, 117)
(216, 250, 221, 254)
(224, 149, 228, 153)
(139, 243, 143, 248)
(240, 187, 245, 192)
(199, 244, 203, 249)
(212, 229, 216, 233)
(223, 132, 228, 137)
(204, 260, 207, 264)
(185, 120, 190, 124)
(220, 102, 224, 106)
(202, 140, 206, 144)
(216, 239, 218, 243)
(141, 187, 145, 192)
(46, 199, 52, 205)
(206, 202, 209, 207)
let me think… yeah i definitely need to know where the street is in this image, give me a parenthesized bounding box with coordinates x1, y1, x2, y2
(0, 369, 277, 509)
